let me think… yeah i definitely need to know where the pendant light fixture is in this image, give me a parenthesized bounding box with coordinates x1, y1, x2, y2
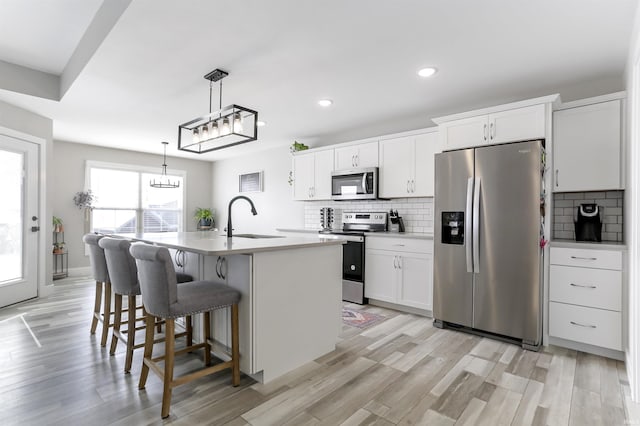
(178, 68, 258, 154)
(150, 142, 180, 188)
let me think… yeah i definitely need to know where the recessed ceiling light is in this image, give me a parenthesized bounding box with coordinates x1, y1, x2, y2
(318, 99, 333, 107)
(417, 67, 437, 78)
(256, 120, 266, 127)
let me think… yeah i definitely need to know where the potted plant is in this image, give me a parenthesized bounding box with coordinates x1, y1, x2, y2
(194, 208, 214, 230)
(53, 242, 65, 254)
(52, 216, 64, 233)
(73, 190, 95, 210)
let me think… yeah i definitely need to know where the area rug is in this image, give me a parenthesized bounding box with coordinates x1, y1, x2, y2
(342, 308, 386, 329)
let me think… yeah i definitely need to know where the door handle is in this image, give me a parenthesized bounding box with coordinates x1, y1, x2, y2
(472, 177, 481, 273)
(570, 283, 597, 289)
(570, 321, 596, 329)
(465, 177, 474, 273)
(570, 256, 597, 261)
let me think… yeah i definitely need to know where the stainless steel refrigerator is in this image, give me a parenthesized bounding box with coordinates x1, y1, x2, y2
(433, 140, 543, 350)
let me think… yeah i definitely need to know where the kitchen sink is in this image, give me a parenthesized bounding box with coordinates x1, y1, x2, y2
(230, 233, 285, 239)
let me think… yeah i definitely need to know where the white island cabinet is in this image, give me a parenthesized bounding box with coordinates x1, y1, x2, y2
(121, 232, 343, 383)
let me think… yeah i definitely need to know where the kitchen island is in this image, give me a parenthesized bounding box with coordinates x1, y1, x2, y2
(116, 231, 344, 383)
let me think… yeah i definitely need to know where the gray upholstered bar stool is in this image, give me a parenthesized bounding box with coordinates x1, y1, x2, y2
(98, 237, 194, 373)
(83, 233, 112, 347)
(130, 242, 241, 419)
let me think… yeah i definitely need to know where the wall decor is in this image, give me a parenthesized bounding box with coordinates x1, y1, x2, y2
(239, 171, 263, 193)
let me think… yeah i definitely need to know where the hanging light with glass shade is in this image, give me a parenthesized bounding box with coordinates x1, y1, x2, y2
(178, 68, 258, 154)
(150, 142, 180, 188)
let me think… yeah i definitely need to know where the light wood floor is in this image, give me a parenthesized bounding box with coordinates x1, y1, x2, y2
(0, 277, 636, 425)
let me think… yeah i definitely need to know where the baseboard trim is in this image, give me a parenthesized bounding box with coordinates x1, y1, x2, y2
(368, 299, 432, 318)
(548, 336, 624, 361)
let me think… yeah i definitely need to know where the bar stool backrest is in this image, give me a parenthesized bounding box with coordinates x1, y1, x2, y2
(129, 243, 178, 318)
(83, 233, 109, 283)
(98, 237, 140, 296)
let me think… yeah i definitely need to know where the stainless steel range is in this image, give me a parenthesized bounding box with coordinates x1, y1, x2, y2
(320, 211, 387, 304)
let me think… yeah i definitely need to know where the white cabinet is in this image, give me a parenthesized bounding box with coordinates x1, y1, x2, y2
(379, 131, 439, 198)
(292, 149, 334, 200)
(435, 103, 547, 151)
(553, 98, 622, 192)
(365, 236, 433, 312)
(549, 246, 623, 351)
(334, 141, 378, 170)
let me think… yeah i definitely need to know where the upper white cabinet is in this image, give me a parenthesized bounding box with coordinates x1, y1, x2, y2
(292, 149, 334, 200)
(379, 130, 440, 198)
(334, 141, 378, 170)
(553, 96, 623, 192)
(437, 104, 546, 151)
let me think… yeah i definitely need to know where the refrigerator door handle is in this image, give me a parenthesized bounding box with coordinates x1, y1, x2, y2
(473, 177, 481, 273)
(465, 177, 474, 273)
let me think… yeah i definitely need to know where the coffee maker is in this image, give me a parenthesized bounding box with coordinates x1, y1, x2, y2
(574, 203, 602, 242)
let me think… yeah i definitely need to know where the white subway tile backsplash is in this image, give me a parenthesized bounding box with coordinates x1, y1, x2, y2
(552, 191, 623, 242)
(303, 197, 434, 233)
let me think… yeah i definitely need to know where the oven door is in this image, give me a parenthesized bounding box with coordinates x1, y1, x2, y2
(342, 239, 366, 304)
(331, 168, 378, 201)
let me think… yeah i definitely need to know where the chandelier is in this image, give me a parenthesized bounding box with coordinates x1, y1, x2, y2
(178, 69, 258, 154)
(150, 142, 180, 188)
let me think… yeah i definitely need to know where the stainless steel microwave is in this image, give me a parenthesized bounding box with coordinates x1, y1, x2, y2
(331, 167, 378, 200)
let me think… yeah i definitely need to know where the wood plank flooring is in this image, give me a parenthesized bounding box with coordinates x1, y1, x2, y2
(0, 277, 636, 425)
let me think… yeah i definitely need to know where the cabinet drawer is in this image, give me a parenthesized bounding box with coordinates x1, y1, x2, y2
(550, 247, 622, 270)
(366, 236, 432, 253)
(549, 302, 621, 350)
(549, 265, 621, 311)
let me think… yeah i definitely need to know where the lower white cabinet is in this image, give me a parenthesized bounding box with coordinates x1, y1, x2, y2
(549, 246, 623, 351)
(365, 237, 433, 312)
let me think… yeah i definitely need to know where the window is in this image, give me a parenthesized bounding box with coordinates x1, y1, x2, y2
(87, 161, 185, 234)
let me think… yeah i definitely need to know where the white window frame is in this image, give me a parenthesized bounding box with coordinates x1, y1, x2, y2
(85, 160, 187, 233)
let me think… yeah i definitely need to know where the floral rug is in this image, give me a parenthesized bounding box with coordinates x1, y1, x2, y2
(342, 308, 386, 329)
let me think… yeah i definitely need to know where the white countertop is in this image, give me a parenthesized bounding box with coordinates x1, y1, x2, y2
(551, 239, 627, 251)
(114, 231, 344, 256)
(276, 228, 434, 240)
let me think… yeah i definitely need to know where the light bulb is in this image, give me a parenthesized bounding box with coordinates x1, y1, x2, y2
(201, 123, 209, 140)
(233, 113, 243, 133)
(192, 128, 200, 143)
(210, 121, 219, 138)
(221, 117, 231, 135)
(418, 67, 437, 78)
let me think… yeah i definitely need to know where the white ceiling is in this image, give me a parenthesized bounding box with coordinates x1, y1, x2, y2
(0, 0, 637, 161)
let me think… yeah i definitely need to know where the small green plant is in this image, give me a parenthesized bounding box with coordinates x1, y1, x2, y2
(73, 190, 95, 210)
(194, 208, 214, 229)
(52, 216, 64, 232)
(53, 242, 65, 254)
(290, 141, 309, 153)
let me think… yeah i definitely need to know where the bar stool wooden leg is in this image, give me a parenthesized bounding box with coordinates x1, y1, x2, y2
(186, 315, 193, 347)
(101, 282, 112, 347)
(203, 312, 211, 366)
(110, 293, 123, 355)
(90, 281, 103, 334)
(231, 303, 240, 386)
(161, 319, 176, 419)
(139, 313, 155, 390)
(124, 294, 137, 373)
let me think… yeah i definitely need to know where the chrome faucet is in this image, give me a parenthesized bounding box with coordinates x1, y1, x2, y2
(226, 195, 258, 238)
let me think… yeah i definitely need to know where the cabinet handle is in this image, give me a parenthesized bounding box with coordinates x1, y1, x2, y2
(490, 122, 495, 140)
(570, 283, 597, 289)
(412, 179, 415, 193)
(393, 256, 398, 269)
(483, 123, 487, 141)
(570, 321, 596, 329)
(221, 257, 227, 280)
(407, 180, 411, 193)
(355, 154, 359, 167)
(312, 187, 315, 197)
(393, 244, 405, 247)
(216, 256, 222, 279)
(555, 170, 559, 187)
(397, 256, 402, 269)
(570, 256, 597, 261)
(352, 155, 355, 167)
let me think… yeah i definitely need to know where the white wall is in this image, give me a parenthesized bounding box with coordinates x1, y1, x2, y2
(625, 3, 640, 404)
(0, 99, 53, 292)
(211, 146, 304, 234)
(52, 140, 212, 270)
